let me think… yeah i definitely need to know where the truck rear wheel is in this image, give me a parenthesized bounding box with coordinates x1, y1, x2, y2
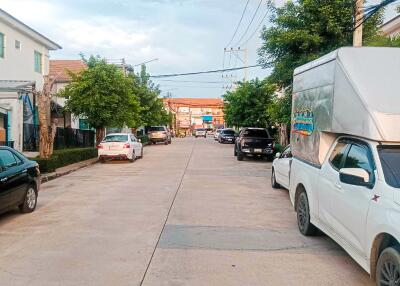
(376, 246, 400, 286)
(296, 191, 318, 236)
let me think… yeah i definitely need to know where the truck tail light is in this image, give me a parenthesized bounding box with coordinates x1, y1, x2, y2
(123, 143, 130, 148)
(97, 144, 103, 149)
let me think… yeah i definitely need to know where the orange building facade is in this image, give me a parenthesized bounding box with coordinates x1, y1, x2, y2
(163, 98, 225, 136)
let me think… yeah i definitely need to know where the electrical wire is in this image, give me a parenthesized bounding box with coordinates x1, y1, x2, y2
(233, 0, 263, 47)
(155, 79, 227, 84)
(225, 0, 250, 48)
(239, 7, 269, 47)
(149, 64, 264, 78)
(353, 0, 399, 31)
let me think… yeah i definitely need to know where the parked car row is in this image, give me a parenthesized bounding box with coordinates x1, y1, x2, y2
(97, 126, 172, 163)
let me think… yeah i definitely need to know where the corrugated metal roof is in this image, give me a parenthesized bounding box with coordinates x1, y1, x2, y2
(0, 80, 34, 92)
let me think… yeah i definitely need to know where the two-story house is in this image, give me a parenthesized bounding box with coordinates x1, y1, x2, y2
(0, 8, 61, 151)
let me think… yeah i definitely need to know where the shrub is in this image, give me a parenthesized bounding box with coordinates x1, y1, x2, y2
(30, 148, 98, 173)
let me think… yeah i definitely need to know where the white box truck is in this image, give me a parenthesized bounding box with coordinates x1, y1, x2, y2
(289, 47, 400, 285)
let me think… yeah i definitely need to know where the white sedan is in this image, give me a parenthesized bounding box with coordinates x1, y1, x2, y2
(97, 133, 143, 162)
(271, 145, 292, 189)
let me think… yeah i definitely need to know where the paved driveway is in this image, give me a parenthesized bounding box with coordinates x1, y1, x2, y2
(0, 137, 373, 286)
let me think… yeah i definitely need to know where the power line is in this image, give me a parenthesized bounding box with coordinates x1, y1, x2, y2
(239, 7, 268, 47)
(353, 0, 399, 31)
(157, 84, 224, 89)
(155, 79, 226, 84)
(225, 0, 250, 48)
(233, 0, 263, 47)
(149, 64, 264, 78)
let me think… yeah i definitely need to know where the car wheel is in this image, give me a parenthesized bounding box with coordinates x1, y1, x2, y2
(19, 185, 37, 213)
(164, 140, 168, 145)
(234, 146, 237, 156)
(100, 157, 106, 163)
(129, 151, 136, 162)
(296, 191, 318, 236)
(271, 169, 281, 189)
(376, 246, 400, 286)
(237, 151, 244, 161)
(139, 148, 143, 159)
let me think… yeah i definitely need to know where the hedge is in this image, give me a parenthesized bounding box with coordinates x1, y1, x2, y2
(30, 148, 98, 173)
(138, 135, 149, 145)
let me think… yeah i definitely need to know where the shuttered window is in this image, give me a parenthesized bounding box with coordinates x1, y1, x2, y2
(0, 33, 4, 58)
(34, 51, 42, 73)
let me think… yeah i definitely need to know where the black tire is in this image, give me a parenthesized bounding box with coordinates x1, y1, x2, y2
(271, 169, 280, 189)
(138, 148, 144, 159)
(234, 146, 237, 156)
(129, 151, 136, 163)
(237, 151, 244, 161)
(19, 185, 37, 213)
(296, 191, 318, 236)
(100, 157, 106, 163)
(376, 246, 400, 286)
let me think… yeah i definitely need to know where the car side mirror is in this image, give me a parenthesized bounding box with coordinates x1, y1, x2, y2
(275, 152, 281, 159)
(339, 168, 373, 189)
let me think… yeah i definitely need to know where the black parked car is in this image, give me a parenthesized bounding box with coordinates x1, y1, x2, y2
(234, 128, 275, 161)
(218, 129, 236, 144)
(0, 147, 40, 215)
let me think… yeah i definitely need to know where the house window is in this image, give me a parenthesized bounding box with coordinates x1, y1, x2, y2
(34, 51, 42, 73)
(0, 32, 4, 58)
(15, 40, 21, 50)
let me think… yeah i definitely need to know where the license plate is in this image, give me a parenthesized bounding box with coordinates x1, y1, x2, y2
(228, 139, 232, 141)
(254, 149, 262, 153)
(110, 146, 120, 150)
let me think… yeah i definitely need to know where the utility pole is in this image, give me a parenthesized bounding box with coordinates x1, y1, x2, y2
(353, 0, 364, 47)
(223, 47, 248, 90)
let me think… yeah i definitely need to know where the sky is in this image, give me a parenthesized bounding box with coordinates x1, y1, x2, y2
(1, 0, 398, 98)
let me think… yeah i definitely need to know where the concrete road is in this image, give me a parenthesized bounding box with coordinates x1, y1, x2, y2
(0, 137, 374, 286)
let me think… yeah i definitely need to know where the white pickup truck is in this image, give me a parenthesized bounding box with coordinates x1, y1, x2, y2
(289, 48, 400, 286)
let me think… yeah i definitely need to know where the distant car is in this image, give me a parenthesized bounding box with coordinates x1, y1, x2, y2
(148, 126, 171, 145)
(214, 129, 222, 140)
(97, 133, 143, 162)
(195, 128, 207, 138)
(0, 146, 40, 214)
(218, 129, 236, 144)
(271, 145, 292, 189)
(234, 127, 275, 161)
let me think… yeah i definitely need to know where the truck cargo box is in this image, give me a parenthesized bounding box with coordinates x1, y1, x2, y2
(291, 47, 400, 166)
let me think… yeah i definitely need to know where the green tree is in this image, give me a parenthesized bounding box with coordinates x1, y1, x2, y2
(61, 56, 141, 144)
(223, 79, 274, 128)
(258, 0, 391, 145)
(129, 65, 171, 127)
(258, 0, 384, 87)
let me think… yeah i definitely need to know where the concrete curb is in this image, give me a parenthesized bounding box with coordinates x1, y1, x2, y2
(41, 157, 99, 183)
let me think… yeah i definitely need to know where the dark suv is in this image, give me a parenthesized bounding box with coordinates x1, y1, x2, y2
(234, 128, 275, 161)
(0, 147, 40, 215)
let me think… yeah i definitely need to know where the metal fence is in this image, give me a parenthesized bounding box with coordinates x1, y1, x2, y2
(0, 141, 14, 148)
(23, 124, 95, 151)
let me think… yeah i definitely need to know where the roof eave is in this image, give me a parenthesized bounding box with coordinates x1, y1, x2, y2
(0, 8, 62, 50)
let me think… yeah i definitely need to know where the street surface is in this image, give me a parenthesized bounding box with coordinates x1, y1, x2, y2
(0, 137, 373, 286)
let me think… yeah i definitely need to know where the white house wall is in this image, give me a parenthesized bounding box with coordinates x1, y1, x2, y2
(0, 20, 49, 89)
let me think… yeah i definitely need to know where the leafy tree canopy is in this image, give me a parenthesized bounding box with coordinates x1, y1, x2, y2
(61, 56, 141, 130)
(223, 79, 275, 128)
(129, 65, 170, 127)
(258, 0, 384, 87)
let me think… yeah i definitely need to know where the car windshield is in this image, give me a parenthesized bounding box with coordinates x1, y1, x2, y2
(223, 130, 235, 136)
(377, 145, 400, 188)
(242, 129, 270, 138)
(103, 135, 128, 142)
(149, 127, 165, 131)
(197, 129, 205, 131)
